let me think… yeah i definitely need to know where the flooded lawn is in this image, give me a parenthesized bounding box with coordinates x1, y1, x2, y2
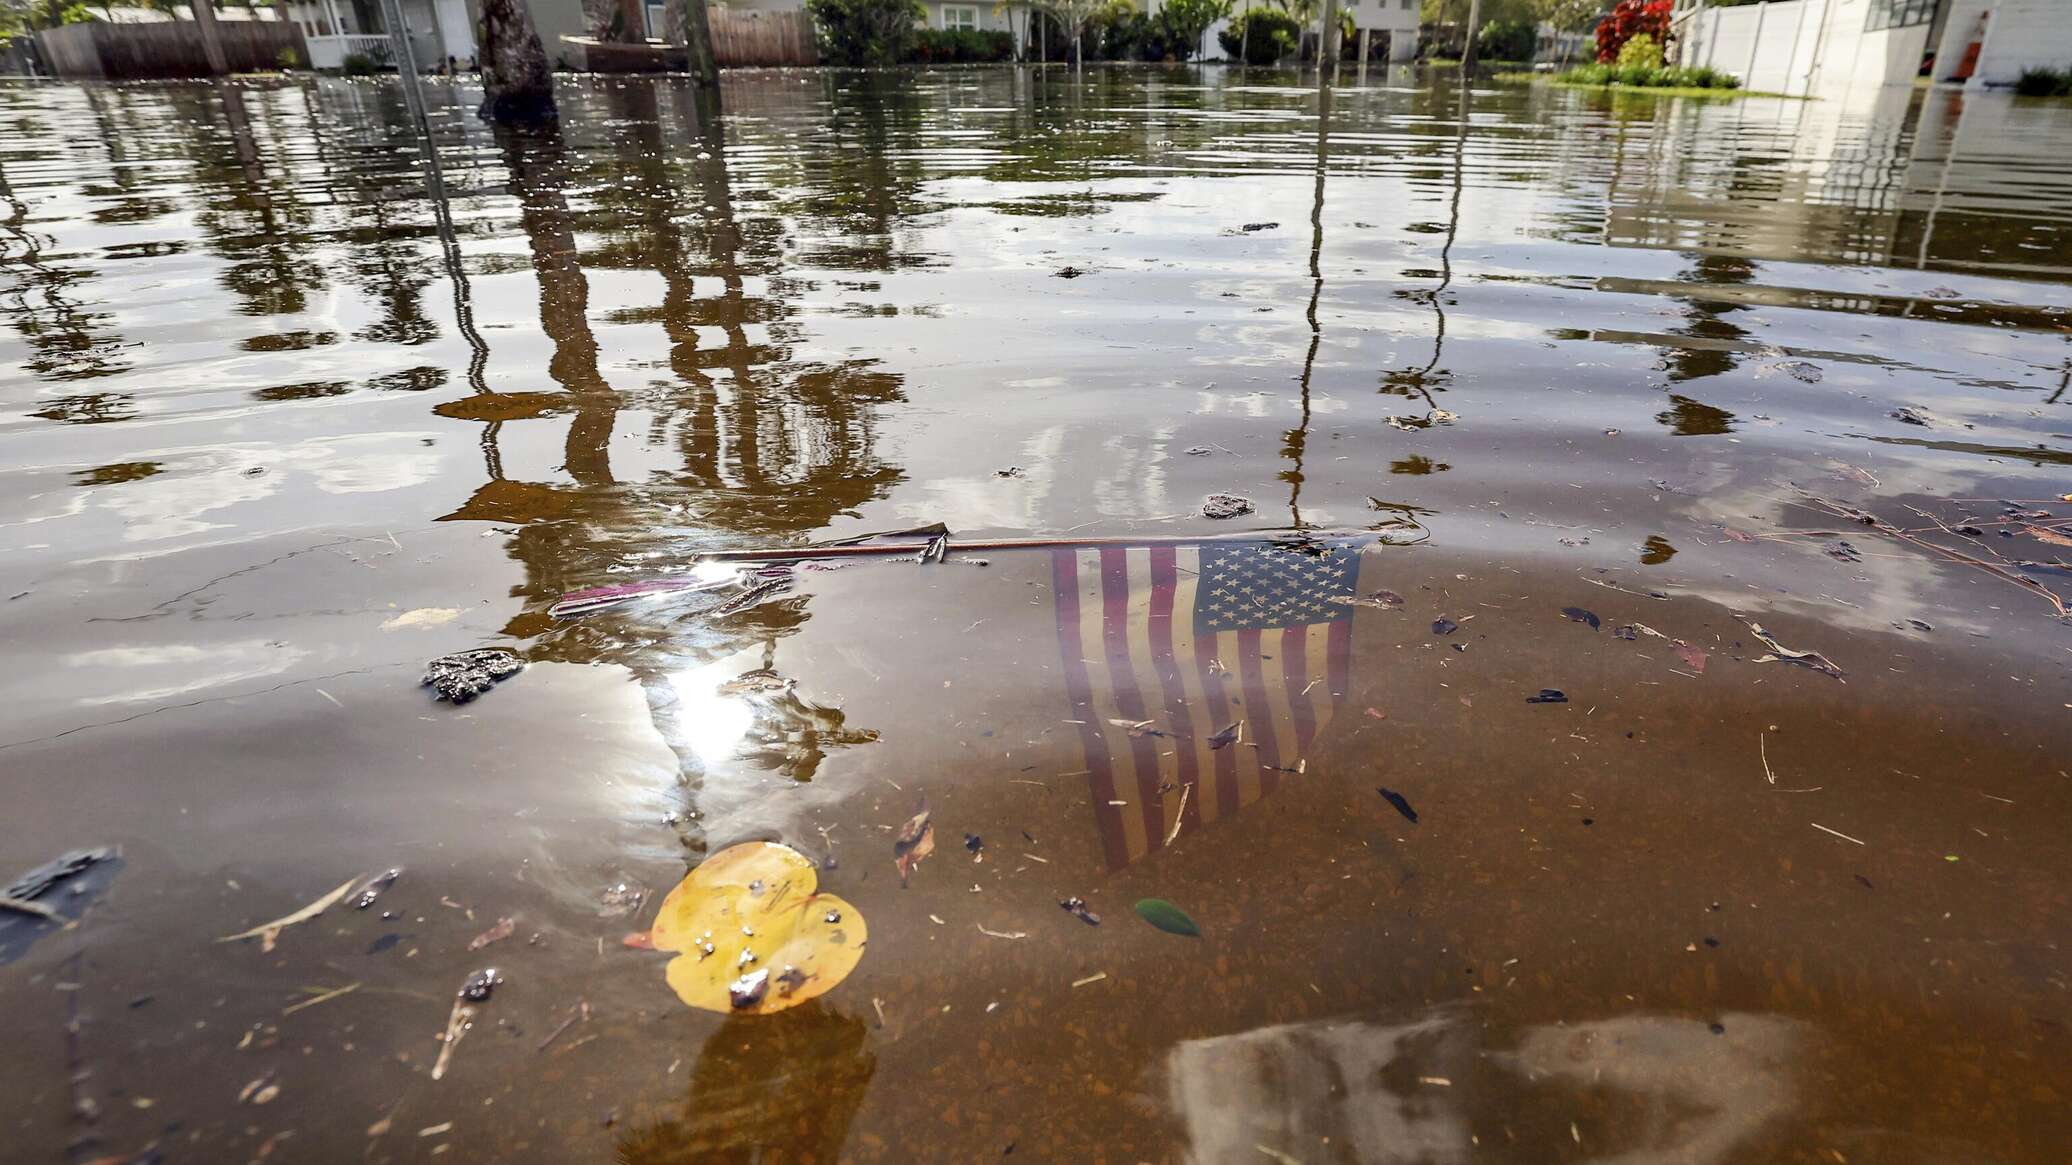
(3, 65, 2071, 1162)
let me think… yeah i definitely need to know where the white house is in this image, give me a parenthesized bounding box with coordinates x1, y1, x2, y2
(1344, 0, 1420, 62)
(282, 0, 476, 70)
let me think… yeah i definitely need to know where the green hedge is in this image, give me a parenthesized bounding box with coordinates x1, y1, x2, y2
(1217, 8, 1299, 65)
(2014, 67, 2072, 97)
(907, 27, 1014, 62)
(1559, 62, 1741, 89)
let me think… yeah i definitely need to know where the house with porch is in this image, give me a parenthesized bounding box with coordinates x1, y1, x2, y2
(282, 0, 478, 69)
(1343, 0, 1420, 62)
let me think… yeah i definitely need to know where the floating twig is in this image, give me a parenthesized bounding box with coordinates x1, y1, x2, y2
(281, 982, 360, 1017)
(1737, 617, 1845, 680)
(219, 875, 364, 952)
(1164, 784, 1191, 847)
(1789, 491, 2069, 619)
(536, 998, 589, 1052)
(431, 998, 474, 1081)
(1810, 822, 1866, 846)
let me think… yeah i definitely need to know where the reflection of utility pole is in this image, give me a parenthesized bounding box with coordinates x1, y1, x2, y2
(1391, 76, 1469, 407)
(1287, 45, 1337, 528)
(380, 0, 492, 435)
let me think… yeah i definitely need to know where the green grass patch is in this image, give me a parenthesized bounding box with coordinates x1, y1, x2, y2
(2014, 67, 2072, 97)
(1498, 65, 1804, 100)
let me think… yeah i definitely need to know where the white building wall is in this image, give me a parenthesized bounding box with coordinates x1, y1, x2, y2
(1936, 0, 2072, 86)
(1680, 0, 1933, 95)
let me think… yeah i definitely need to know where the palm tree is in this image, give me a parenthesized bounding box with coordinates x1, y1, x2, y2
(478, 0, 556, 122)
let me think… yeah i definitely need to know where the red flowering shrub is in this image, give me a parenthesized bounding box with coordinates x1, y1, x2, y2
(1596, 0, 1672, 63)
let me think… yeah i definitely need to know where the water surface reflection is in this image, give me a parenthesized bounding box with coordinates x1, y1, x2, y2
(0, 66, 2067, 1163)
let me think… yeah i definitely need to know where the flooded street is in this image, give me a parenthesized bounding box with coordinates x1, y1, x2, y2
(2, 64, 2070, 1162)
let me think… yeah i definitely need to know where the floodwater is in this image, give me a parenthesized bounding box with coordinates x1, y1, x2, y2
(1, 64, 2069, 1163)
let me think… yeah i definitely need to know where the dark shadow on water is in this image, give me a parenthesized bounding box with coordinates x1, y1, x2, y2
(614, 1002, 875, 1165)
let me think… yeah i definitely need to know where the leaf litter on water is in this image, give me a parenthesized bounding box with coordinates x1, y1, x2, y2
(1133, 899, 1201, 937)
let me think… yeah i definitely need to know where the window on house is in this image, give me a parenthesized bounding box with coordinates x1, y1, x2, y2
(1865, 0, 1937, 31)
(1401, 0, 1414, 9)
(942, 4, 979, 30)
(646, 3, 666, 38)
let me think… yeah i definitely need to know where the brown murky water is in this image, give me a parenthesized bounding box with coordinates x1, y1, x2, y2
(2, 65, 2070, 1163)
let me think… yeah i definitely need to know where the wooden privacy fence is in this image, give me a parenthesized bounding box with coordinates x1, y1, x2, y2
(37, 20, 308, 79)
(709, 9, 817, 67)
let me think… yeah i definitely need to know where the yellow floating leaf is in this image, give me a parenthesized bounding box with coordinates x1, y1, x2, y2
(642, 842, 865, 1015)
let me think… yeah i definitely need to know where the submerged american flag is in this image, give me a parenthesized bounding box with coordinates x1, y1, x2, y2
(1052, 540, 1359, 870)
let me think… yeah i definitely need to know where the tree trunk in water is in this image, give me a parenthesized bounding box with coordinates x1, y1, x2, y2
(679, 0, 718, 87)
(191, 0, 230, 75)
(479, 0, 556, 122)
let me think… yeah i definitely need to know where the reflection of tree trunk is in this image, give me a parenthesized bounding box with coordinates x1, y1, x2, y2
(478, 0, 557, 122)
(681, 86, 765, 488)
(616, 1003, 875, 1161)
(497, 124, 615, 488)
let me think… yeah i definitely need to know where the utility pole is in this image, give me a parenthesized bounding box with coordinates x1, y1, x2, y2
(1317, 0, 1340, 78)
(191, 0, 230, 76)
(377, 0, 430, 131)
(1459, 0, 1482, 69)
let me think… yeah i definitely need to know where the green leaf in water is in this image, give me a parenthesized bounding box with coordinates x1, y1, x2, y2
(1133, 898, 1200, 937)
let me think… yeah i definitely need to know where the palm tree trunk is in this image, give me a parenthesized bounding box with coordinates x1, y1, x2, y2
(679, 0, 718, 86)
(191, 0, 230, 75)
(478, 0, 556, 122)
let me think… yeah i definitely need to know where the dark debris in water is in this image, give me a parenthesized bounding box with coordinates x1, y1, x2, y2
(1890, 406, 1932, 426)
(1377, 787, 1418, 825)
(1526, 689, 1569, 704)
(459, 968, 503, 1001)
(422, 649, 524, 703)
(1432, 617, 1459, 636)
(351, 868, 402, 909)
(1562, 606, 1601, 630)
(1, 846, 122, 966)
(1059, 897, 1101, 926)
(1200, 493, 1255, 520)
(1824, 540, 1863, 562)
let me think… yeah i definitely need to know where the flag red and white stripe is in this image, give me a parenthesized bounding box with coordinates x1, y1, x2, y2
(1053, 541, 1357, 870)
